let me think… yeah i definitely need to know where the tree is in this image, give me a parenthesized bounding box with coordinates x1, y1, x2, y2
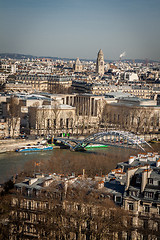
(0, 195, 12, 240)
(96, 99, 105, 132)
(51, 100, 60, 136)
(7, 97, 21, 138)
(150, 112, 160, 133)
(64, 187, 131, 240)
(28, 102, 40, 135)
(130, 107, 153, 134)
(0, 180, 14, 240)
(67, 110, 74, 135)
(101, 104, 157, 135)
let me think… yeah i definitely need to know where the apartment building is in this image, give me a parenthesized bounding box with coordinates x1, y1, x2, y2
(10, 172, 127, 240)
(103, 152, 160, 240)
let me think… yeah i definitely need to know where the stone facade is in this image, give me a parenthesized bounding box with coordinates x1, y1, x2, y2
(48, 75, 73, 93)
(28, 103, 76, 135)
(4, 82, 33, 93)
(102, 101, 160, 134)
(0, 117, 20, 138)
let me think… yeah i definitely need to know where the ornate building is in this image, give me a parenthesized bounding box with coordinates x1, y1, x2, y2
(28, 102, 76, 136)
(96, 49, 104, 75)
(74, 57, 83, 72)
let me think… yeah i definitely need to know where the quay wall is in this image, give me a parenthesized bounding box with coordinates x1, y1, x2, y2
(139, 133, 160, 141)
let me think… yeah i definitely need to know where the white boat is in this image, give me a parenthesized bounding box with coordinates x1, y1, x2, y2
(15, 145, 53, 152)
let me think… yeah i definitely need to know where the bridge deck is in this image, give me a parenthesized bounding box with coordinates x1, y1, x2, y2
(54, 136, 150, 152)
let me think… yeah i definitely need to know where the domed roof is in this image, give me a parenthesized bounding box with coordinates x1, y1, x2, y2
(75, 57, 81, 65)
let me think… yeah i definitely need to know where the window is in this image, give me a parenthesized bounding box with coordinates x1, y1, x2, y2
(47, 119, 50, 128)
(148, 178, 153, 185)
(66, 96, 69, 104)
(28, 201, 31, 210)
(131, 191, 138, 197)
(152, 202, 157, 207)
(145, 192, 153, 199)
(115, 196, 121, 203)
(127, 233, 131, 240)
(128, 202, 134, 211)
(60, 118, 63, 128)
(144, 205, 150, 213)
(143, 220, 148, 228)
(70, 118, 73, 128)
(54, 119, 56, 129)
(136, 177, 141, 184)
(27, 225, 30, 233)
(66, 118, 69, 129)
(158, 207, 160, 215)
(151, 117, 154, 126)
(45, 203, 49, 209)
(77, 205, 81, 211)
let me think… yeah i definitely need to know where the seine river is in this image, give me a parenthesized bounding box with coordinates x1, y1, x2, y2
(0, 144, 159, 184)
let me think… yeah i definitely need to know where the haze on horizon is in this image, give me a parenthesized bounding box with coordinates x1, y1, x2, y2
(0, 0, 160, 61)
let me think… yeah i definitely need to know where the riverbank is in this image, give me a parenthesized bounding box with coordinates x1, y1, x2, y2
(0, 138, 46, 153)
(0, 135, 85, 153)
(139, 133, 160, 142)
(0, 133, 160, 153)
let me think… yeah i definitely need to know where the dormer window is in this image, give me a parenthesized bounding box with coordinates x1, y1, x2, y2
(130, 191, 135, 196)
(128, 202, 134, 211)
(144, 205, 150, 213)
(131, 191, 139, 197)
(148, 178, 153, 185)
(145, 191, 154, 199)
(136, 177, 141, 184)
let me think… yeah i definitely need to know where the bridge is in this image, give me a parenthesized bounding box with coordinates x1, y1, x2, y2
(54, 131, 152, 152)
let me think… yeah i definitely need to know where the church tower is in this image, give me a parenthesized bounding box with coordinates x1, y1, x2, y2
(96, 49, 104, 75)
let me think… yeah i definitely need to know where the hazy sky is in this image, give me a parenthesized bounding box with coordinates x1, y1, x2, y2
(0, 0, 160, 60)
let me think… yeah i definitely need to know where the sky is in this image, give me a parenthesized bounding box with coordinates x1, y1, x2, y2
(0, 0, 160, 60)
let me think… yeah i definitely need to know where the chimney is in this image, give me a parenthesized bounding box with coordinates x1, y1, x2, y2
(83, 169, 85, 179)
(141, 168, 152, 192)
(125, 167, 139, 190)
(128, 156, 135, 164)
(156, 159, 160, 168)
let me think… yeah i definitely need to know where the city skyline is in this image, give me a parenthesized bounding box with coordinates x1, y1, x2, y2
(0, 0, 160, 61)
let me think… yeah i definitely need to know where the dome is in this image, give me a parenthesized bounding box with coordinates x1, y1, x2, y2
(75, 57, 81, 65)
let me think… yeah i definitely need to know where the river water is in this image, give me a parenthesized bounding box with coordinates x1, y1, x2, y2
(0, 144, 159, 184)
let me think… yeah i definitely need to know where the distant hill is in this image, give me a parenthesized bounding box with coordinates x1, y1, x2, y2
(0, 53, 37, 60)
(0, 53, 97, 62)
(0, 53, 80, 61)
(0, 53, 158, 63)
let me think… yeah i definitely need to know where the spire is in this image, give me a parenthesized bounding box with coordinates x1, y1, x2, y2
(96, 49, 104, 75)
